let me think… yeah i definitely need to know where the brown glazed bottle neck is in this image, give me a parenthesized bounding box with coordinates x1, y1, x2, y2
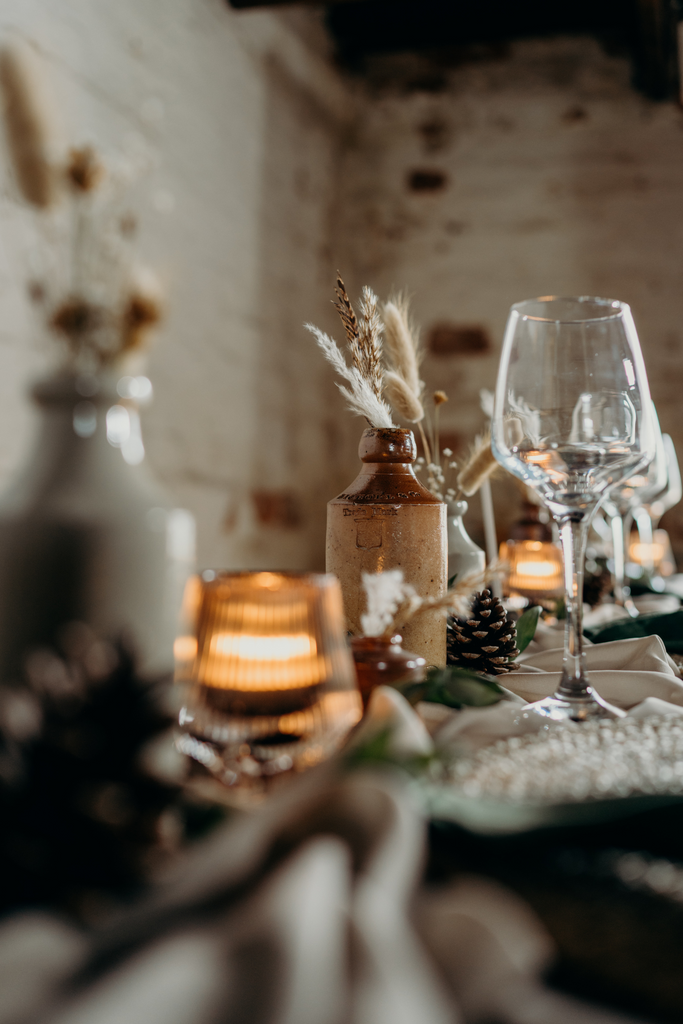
(358, 427, 418, 480)
(332, 427, 441, 504)
(359, 427, 416, 464)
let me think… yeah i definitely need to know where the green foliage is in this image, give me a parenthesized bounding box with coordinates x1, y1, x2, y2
(343, 726, 436, 777)
(400, 665, 505, 710)
(585, 608, 683, 654)
(515, 604, 541, 653)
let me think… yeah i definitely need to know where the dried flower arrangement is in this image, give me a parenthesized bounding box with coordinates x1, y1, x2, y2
(308, 279, 499, 504)
(359, 564, 502, 642)
(0, 40, 163, 374)
(306, 276, 394, 428)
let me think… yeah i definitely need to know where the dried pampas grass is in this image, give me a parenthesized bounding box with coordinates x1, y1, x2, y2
(0, 40, 61, 208)
(382, 297, 423, 405)
(381, 293, 435, 464)
(381, 296, 425, 426)
(306, 324, 394, 428)
(457, 429, 498, 497)
(383, 370, 424, 423)
(307, 276, 395, 428)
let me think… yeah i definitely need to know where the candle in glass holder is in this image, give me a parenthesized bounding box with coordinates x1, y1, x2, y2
(500, 538, 564, 599)
(629, 528, 676, 578)
(499, 501, 563, 600)
(175, 571, 362, 797)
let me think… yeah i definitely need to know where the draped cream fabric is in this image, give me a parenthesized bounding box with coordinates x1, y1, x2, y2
(0, 755, 638, 1024)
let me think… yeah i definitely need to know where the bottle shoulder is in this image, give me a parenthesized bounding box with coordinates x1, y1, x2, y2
(329, 466, 443, 506)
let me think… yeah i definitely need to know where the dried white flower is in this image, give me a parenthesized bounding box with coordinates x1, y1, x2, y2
(360, 569, 413, 638)
(508, 392, 542, 446)
(480, 388, 494, 420)
(305, 324, 394, 428)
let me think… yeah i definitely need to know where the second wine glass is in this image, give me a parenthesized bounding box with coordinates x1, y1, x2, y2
(492, 296, 656, 721)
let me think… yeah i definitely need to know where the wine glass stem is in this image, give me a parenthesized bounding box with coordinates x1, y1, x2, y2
(610, 512, 627, 605)
(610, 512, 638, 616)
(557, 515, 590, 699)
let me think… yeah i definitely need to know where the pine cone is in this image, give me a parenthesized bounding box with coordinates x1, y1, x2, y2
(583, 565, 611, 608)
(0, 626, 186, 919)
(447, 589, 520, 675)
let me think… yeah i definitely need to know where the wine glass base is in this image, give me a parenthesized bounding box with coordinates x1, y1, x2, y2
(521, 692, 626, 723)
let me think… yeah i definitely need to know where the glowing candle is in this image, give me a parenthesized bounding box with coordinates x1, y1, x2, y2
(175, 571, 362, 795)
(500, 539, 564, 598)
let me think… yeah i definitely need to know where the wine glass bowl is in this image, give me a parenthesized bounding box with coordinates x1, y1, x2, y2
(493, 296, 656, 722)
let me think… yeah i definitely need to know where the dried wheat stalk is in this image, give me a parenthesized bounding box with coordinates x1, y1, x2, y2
(357, 285, 384, 400)
(0, 40, 61, 208)
(307, 276, 395, 428)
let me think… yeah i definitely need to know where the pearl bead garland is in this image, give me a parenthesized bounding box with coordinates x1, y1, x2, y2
(449, 715, 683, 803)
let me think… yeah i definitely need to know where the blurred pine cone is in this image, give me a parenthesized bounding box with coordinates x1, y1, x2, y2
(0, 624, 186, 919)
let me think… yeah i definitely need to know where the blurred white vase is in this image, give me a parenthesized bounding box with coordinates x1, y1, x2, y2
(0, 371, 195, 679)
(446, 500, 485, 582)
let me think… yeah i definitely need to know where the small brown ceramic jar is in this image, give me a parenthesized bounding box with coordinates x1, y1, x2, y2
(350, 634, 427, 708)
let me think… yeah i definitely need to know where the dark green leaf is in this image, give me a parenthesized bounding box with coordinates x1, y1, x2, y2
(343, 726, 437, 777)
(448, 574, 458, 588)
(400, 665, 505, 710)
(515, 605, 541, 653)
(584, 608, 683, 654)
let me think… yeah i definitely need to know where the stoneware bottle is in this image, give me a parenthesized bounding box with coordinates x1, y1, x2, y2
(327, 427, 447, 665)
(0, 371, 195, 680)
(447, 499, 485, 583)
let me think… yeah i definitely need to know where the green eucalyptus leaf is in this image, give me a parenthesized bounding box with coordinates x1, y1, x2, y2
(400, 665, 505, 710)
(515, 605, 541, 653)
(448, 574, 458, 588)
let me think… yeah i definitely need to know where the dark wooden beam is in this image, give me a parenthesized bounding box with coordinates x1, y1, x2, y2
(226, 0, 682, 101)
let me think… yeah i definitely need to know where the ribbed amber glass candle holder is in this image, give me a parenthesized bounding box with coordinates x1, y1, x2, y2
(175, 571, 362, 796)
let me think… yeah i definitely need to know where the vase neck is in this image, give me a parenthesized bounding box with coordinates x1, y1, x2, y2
(5, 373, 147, 506)
(358, 427, 416, 463)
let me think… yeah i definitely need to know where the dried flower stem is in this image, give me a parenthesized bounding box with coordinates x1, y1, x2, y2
(417, 420, 432, 468)
(381, 561, 505, 640)
(0, 40, 60, 208)
(456, 429, 498, 498)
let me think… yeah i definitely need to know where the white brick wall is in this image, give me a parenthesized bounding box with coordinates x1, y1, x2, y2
(339, 37, 683, 552)
(0, 0, 359, 572)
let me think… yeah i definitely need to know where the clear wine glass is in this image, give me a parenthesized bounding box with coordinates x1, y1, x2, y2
(492, 297, 656, 721)
(648, 434, 682, 527)
(601, 404, 668, 614)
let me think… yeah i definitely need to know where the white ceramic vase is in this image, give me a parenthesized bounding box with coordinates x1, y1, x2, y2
(447, 499, 485, 583)
(0, 371, 195, 680)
